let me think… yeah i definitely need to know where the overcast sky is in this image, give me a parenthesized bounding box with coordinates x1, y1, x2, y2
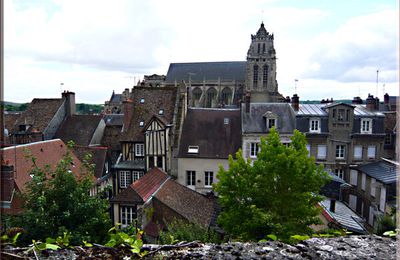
(4, 0, 399, 104)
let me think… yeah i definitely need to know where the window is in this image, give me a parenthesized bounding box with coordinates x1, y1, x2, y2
(317, 145, 327, 159)
(120, 206, 136, 228)
(159, 109, 164, 115)
(306, 144, 311, 157)
(349, 194, 357, 211)
(157, 156, 163, 169)
(361, 119, 372, 134)
(148, 157, 154, 168)
(250, 142, 259, 158)
(385, 134, 392, 145)
(332, 109, 336, 119)
(132, 171, 143, 182)
(119, 170, 131, 188)
(205, 171, 214, 187)
(135, 143, 144, 157)
(263, 65, 268, 87)
(309, 118, 320, 133)
(350, 170, 358, 185)
(338, 109, 345, 121)
(336, 145, 345, 159)
(334, 169, 344, 180)
(224, 118, 229, 125)
(140, 98, 145, 104)
(257, 43, 260, 53)
(139, 121, 144, 127)
(370, 178, 376, 197)
(188, 145, 199, 154)
(354, 145, 362, 160)
(361, 173, 366, 190)
(193, 88, 202, 100)
(186, 171, 196, 186)
(253, 65, 258, 86)
(267, 118, 276, 129)
(367, 145, 376, 159)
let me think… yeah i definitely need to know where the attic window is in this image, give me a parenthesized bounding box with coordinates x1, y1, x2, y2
(187, 145, 199, 154)
(140, 98, 145, 104)
(139, 121, 144, 127)
(159, 109, 164, 115)
(224, 118, 229, 125)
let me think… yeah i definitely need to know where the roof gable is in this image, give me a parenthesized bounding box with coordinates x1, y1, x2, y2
(55, 115, 102, 146)
(131, 167, 169, 202)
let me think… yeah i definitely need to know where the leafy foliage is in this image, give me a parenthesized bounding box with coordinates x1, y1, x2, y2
(158, 219, 222, 244)
(8, 142, 112, 245)
(214, 128, 330, 241)
(105, 224, 146, 256)
(376, 214, 397, 235)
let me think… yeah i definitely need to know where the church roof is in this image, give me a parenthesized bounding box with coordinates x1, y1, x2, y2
(165, 61, 246, 83)
(256, 22, 268, 37)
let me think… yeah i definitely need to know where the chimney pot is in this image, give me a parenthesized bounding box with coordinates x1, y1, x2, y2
(291, 94, 299, 111)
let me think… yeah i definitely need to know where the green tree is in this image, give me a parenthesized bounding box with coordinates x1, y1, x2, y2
(214, 128, 330, 241)
(11, 143, 112, 245)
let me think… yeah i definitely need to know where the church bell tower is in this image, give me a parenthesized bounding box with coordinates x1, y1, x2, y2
(246, 22, 280, 102)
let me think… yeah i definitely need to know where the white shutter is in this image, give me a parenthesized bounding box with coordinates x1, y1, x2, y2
(306, 144, 311, 157)
(379, 187, 386, 212)
(350, 170, 358, 185)
(370, 178, 376, 197)
(361, 173, 366, 190)
(367, 145, 376, 159)
(349, 194, 357, 211)
(354, 145, 362, 159)
(369, 206, 375, 226)
(317, 145, 326, 159)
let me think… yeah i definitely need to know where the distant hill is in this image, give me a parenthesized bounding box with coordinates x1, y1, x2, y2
(2, 101, 104, 115)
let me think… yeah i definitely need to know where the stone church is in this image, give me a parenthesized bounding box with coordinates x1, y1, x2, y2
(162, 22, 284, 107)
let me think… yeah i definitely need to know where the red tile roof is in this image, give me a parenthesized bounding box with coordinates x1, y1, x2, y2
(1, 139, 84, 193)
(131, 167, 169, 202)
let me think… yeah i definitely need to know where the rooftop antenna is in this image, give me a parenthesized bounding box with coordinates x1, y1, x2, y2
(376, 69, 379, 97)
(294, 79, 298, 94)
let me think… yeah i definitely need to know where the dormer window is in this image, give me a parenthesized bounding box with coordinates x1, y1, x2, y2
(309, 118, 321, 133)
(139, 121, 144, 127)
(361, 118, 372, 134)
(267, 118, 276, 129)
(140, 98, 145, 104)
(159, 109, 164, 115)
(188, 145, 199, 154)
(224, 117, 229, 125)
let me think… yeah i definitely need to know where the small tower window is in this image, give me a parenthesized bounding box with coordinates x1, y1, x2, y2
(262, 43, 266, 53)
(257, 43, 260, 53)
(159, 109, 164, 115)
(140, 98, 145, 104)
(253, 65, 259, 87)
(263, 65, 268, 88)
(139, 121, 144, 127)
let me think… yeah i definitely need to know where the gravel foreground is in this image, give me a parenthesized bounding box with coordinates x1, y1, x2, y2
(1, 235, 397, 259)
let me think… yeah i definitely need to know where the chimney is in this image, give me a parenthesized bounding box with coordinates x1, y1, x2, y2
(352, 96, 363, 104)
(384, 93, 390, 104)
(285, 96, 291, 103)
(291, 94, 299, 111)
(375, 97, 380, 110)
(245, 93, 251, 113)
(62, 91, 76, 117)
(329, 199, 336, 213)
(123, 99, 133, 131)
(366, 94, 375, 111)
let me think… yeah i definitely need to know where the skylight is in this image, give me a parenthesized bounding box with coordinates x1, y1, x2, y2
(159, 109, 164, 115)
(139, 121, 144, 127)
(187, 145, 199, 154)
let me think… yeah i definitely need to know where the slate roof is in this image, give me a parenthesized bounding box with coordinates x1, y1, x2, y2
(112, 167, 169, 204)
(351, 160, 397, 184)
(120, 87, 177, 142)
(320, 199, 367, 234)
(12, 99, 64, 133)
(241, 103, 296, 134)
(103, 114, 124, 126)
(3, 112, 21, 132)
(110, 93, 122, 103)
(72, 145, 108, 179)
(154, 179, 215, 227)
(165, 62, 246, 83)
(297, 103, 384, 117)
(178, 108, 241, 159)
(55, 115, 102, 146)
(1, 139, 83, 193)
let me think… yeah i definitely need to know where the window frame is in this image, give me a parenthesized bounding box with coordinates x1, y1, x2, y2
(367, 145, 376, 159)
(204, 171, 214, 187)
(353, 145, 362, 160)
(119, 170, 132, 188)
(334, 169, 344, 180)
(250, 142, 259, 158)
(309, 118, 321, 133)
(317, 144, 327, 160)
(336, 145, 345, 159)
(120, 206, 136, 228)
(135, 143, 144, 157)
(186, 170, 196, 186)
(361, 118, 372, 134)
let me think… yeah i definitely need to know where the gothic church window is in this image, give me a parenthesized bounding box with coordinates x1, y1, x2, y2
(262, 43, 265, 53)
(253, 65, 258, 87)
(221, 87, 232, 105)
(193, 87, 202, 100)
(206, 88, 217, 107)
(257, 43, 260, 53)
(263, 65, 268, 88)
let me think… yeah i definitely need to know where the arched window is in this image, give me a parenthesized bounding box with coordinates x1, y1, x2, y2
(206, 88, 217, 107)
(192, 87, 202, 100)
(221, 87, 232, 105)
(257, 43, 260, 53)
(262, 43, 266, 53)
(253, 65, 259, 87)
(263, 65, 268, 88)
